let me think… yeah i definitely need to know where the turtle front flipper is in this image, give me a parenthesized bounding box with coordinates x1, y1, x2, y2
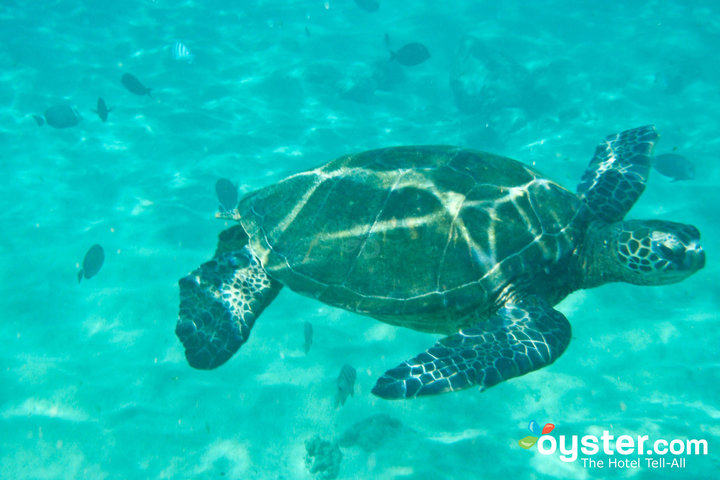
(577, 125, 658, 222)
(371, 297, 571, 399)
(176, 246, 281, 369)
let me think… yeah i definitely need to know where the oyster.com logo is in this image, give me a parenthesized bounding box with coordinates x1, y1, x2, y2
(519, 420, 555, 449)
(518, 420, 708, 470)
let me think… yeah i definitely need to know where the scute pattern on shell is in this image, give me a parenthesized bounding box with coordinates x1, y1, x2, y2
(237, 146, 581, 333)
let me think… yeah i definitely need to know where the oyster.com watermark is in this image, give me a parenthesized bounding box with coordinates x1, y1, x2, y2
(519, 420, 708, 470)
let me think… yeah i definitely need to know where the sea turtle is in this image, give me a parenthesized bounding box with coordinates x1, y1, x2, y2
(175, 126, 705, 399)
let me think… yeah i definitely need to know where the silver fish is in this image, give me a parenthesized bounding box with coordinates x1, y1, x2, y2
(171, 41, 194, 63)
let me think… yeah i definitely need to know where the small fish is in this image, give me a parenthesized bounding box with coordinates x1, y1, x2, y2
(303, 321, 313, 354)
(32, 114, 45, 126)
(215, 178, 238, 213)
(171, 41, 194, 64)
(121, 73, 153, 97)
(78, 244, 105, 283)
(354, 0, 379, 12)
(94, 97, 111, 122)
(390, 42, 430, 67)
(43, 104, 81, 129)
(335, 364, 357, 407)
(653, 153, 695, 181)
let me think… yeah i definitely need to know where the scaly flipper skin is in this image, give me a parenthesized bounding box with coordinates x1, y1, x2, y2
(577, 125, 658, 222)
(176, 247, 281, 369)
(372, 297, 571, 399)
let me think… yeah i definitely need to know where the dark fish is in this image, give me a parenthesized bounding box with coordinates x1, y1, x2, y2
(653, 153, 695, 181)
(390, 42, 430, 66)
(78, 244, 105, 283)
(335, 364, 356, 407)
(303, 321, 313, 354)
(44, 104, 81, 129)
(354, 0, 379, 12)
(94, 97, 111, 122)
(32, 114, 45, 126)
(121, 73, 152, 97)
(215, 178, 238, 213)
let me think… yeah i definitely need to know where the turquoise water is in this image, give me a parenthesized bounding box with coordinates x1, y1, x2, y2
(2, 1, 719, 478)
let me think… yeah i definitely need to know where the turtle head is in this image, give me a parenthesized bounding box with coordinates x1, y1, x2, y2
(592, 219, 705, 286)
(582, 220, 705, 288)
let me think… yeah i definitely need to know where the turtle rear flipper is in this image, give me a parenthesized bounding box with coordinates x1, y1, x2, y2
(371, 297, 571, 399)
(176, 247, 281, 369)
(577, 125, 658, 223)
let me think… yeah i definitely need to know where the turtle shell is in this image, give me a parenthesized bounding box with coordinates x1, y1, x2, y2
(237, 146, 581, 333)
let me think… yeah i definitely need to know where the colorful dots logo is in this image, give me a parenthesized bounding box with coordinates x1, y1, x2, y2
(519, 420, 555, 449)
